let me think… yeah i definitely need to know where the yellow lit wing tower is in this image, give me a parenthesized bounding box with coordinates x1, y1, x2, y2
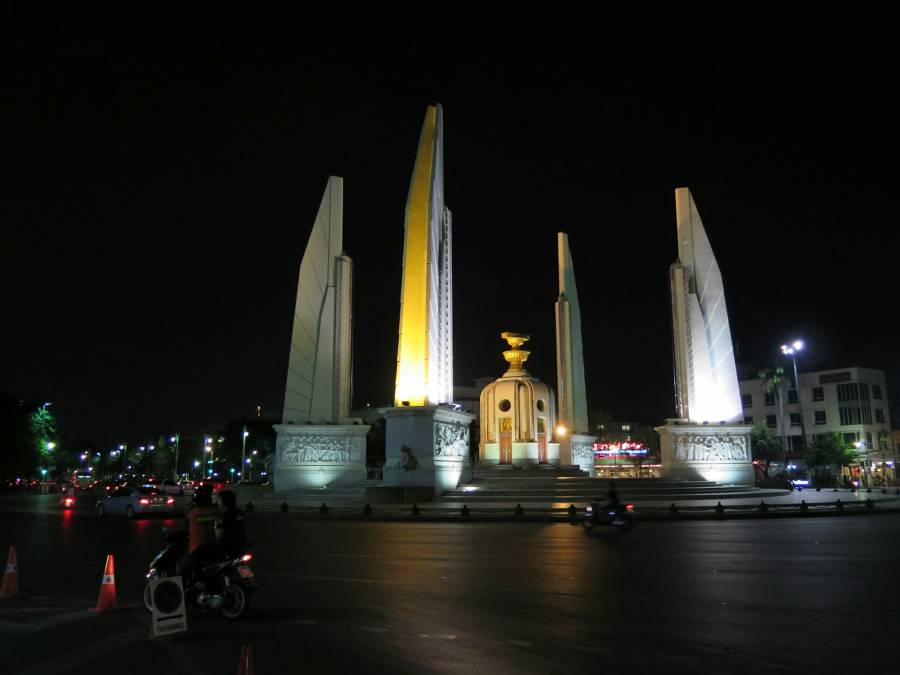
(394, 104, 453, 407)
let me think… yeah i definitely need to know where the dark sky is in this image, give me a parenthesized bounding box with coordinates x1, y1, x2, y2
(3, 7, 898, 446)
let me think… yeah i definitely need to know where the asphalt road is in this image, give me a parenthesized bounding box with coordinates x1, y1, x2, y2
(1, 495, 898, 674)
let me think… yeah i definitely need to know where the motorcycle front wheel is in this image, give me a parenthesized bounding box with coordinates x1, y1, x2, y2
(219, 583, 249, 620)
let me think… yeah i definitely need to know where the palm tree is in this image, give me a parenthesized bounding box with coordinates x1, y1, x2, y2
(759, 367, 788, 471)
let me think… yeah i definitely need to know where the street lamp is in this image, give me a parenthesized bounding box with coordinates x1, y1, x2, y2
(170, 434, 180, 481)
(240, 427, 249, 482)
(780, 340, 807, 462)
(119, 444, 127, 476)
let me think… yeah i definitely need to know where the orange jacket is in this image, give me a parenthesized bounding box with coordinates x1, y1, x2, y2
(186, 504, 219, 552)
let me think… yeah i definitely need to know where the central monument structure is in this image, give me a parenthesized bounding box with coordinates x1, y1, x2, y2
(656, 187, 753, 484)
(381, 104, 473, 494)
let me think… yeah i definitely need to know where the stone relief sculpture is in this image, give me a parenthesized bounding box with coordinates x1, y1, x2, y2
(280, 436, 352, 464)
(674, 434, 748, 463)
(571, 440, 594, 463)
(434, 421, 468, 459)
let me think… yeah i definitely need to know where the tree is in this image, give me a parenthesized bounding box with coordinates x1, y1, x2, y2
(805, 432, 858, 485)
(759, 367, 788, 462)
(751, 422, 783, 479)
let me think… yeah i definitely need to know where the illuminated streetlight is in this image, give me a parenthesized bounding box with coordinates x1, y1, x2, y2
(780, 339, 807, 459)
(240, 426, 249, 482)
(555, 425, 567, 437)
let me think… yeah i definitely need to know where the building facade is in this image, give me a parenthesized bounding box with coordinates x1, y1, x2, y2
(739, 366, 893, 475)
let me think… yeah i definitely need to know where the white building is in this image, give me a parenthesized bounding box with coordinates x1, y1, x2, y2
(739, 366, 893, 461)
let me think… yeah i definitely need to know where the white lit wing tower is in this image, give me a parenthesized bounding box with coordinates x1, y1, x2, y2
(282, 176, 352, 424)
(669, 187, 742, 423)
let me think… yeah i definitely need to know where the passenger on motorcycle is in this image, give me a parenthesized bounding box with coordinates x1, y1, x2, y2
(214, 490, 248, 558)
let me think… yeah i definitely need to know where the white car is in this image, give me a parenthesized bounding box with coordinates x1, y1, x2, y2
(157, 479, 185, 496)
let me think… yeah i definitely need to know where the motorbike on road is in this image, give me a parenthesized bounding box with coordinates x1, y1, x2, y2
(583, 501, 636, 532)
(143, 528, 256, 619)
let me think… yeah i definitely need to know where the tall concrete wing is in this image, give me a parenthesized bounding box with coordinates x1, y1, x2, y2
(394, 104, 453, 407)
(555, 233, 589, 433)
(282, 176, 352, 424)
(669, 187, 742, 423)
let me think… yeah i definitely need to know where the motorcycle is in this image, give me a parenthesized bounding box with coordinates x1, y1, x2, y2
(143, 528, 256, 619)
(60, 495, 76, 509)
(583, 501, 635, 532)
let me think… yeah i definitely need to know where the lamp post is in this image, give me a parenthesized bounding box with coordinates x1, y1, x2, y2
(170, 435, 180, 481)
(119, 444, 127, 477)
(240, 427, 249, 482)
(780, 340, 807, 467)
(204, 438, 214, 478)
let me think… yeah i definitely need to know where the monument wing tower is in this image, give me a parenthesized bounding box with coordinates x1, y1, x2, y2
(555, 233, 596, 473)
(282, 176, 352, 424)
(669, 187, 743, 424)
(555, 232, 589, 434)
(394, 103, 453, 407)
(659, 187, 753, 485)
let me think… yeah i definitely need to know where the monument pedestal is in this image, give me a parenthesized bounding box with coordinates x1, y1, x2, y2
(567, 433, 597, 477)
(273, 423, 370, 491)
(656, 419, 754, 485)
(381, 406, 474, 494)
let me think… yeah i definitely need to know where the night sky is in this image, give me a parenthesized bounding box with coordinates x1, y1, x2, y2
(4, 7, 898, 446)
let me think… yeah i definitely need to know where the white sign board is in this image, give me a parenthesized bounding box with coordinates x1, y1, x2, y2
(150, 575, 188, 637)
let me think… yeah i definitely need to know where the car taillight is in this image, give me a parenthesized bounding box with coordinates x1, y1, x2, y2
(139, 498, 150, 505)
(64, 498, 74, 506)
(166, 497, 174, 504)
(241, 553, 253, 562)
(626, 504, 635, 511)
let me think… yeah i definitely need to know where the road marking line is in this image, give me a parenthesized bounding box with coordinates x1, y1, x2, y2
(256, 572, 404, 585)
(14, 626, 145, 675)
(0, 609, 94, 635)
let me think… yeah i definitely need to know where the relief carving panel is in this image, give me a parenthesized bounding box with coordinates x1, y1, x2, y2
(674, 433, 749, 464)
(279, 435, 352, 464)
(434, 421, 469, 459)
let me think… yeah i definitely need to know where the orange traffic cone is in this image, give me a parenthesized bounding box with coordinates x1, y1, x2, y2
(0, 545, 20, 598)
(90, 554, 116, 612)
(237, 644, 254, 675)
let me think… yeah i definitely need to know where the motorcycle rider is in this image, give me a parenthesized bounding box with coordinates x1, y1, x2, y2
(607, 480, 620, 508)
(180, 484, 219, 584)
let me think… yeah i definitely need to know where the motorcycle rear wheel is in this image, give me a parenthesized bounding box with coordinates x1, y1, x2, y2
(219, 583, 249, 619)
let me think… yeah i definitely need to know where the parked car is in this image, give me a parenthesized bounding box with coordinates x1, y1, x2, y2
(96, 487, 176, 518)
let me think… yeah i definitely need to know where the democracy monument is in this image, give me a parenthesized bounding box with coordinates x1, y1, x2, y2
(272, 104, 755, 496)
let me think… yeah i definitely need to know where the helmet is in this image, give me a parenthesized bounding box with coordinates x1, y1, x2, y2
(192, 483, 214, 507)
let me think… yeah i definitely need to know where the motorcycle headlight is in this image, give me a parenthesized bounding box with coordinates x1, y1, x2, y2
(146, 569, 158, 580)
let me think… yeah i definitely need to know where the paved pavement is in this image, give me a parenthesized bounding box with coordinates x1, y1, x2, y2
(1, 494, 899, 674)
